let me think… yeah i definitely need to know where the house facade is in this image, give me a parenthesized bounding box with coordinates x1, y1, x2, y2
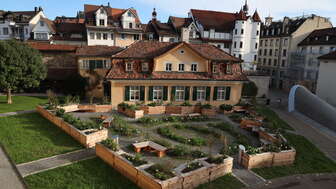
(98, 41, 247, 109)
(0, 7, 53, 41)
(316, 51, 336, 106)
(257, 15, 332, 90)
(84, 4, 143, 47)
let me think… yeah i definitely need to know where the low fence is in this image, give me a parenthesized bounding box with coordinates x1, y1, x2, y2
(36, 106, 108, 148)
(96, 143, 233, 189)
(240, 148, 296, 169)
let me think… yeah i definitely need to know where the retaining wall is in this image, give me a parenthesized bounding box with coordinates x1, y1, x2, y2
(117, 106, 144, 119)
(36, 106, 108, 148)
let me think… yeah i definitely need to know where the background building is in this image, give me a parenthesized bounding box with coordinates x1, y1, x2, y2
(257, 14, 333, 90)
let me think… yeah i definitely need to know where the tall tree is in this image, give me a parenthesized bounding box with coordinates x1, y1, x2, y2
(0, 40, 46, 104)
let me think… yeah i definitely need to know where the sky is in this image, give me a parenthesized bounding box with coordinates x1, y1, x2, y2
(2, 0, 335, 25)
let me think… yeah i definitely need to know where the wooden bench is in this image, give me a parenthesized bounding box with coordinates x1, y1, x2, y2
(133, 141, 167, 158)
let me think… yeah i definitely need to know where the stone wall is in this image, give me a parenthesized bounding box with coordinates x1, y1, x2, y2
(240, 149, 296, 169)
(36, 106, 108, 148)
(96, 143, 233, 189)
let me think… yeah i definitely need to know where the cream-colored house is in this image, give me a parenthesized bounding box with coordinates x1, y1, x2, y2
(316, 51, 336, 106)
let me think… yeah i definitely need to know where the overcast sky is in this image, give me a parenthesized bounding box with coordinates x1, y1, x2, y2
(2, 0, 335, 25)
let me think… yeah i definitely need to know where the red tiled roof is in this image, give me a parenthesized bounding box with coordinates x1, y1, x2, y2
(54, 17, 85, 24)
(318, 51, 336, 60)
(146, 20, 177, 36)
(236, 9, 248, 21)
(28, 42, 78, 52)
(169, 16, 193, 30)
(190, 9, 238, 32)
(299, 27, 336, 46)
(252, 10, 261, 22)
(76, 45, 124, 57)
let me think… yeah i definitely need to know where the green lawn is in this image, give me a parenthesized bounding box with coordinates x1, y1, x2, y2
(25, 158, 139, 189)
(25, 157, 244, 189)
(255, 105, 294, 131)
(252, 133, 336, 179)
(0, 113, 82, 164)
(197, 174, 244, 189)
(0, 96, 47, 113)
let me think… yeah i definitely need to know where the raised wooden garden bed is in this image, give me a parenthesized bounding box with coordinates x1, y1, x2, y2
(141, 106, 166, 115)
(36, 106, 108, 148)
(118, 106, 144, 119)
(166, 106, 196, 115)
(240, 119, 263, 129)
(58, 104, 113, 113)
(201, 108, 217, 116)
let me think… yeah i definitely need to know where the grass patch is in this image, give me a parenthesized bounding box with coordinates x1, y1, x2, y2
(197, 174, 244, 189)
(255, 105, 293, 131)
(252, 133, 336, 179)
(25, 157, 139, 189)
(0, 96, 47, 113)
(0, 113, 82, 164)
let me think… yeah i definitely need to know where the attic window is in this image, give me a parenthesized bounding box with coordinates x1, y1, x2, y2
(100, 9, 104, 14)
(128, 12, 132, 17)
(126, 62, 133, 71)
(326, 36, 329, 41)
(142, 63, 149, 72)
(179, 50, 185, 54)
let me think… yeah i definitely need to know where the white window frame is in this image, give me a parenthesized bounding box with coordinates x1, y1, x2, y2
(103, 60, 111, 69)
(178, 64, 185, 72)
(153, 86, 163, 101)
(217, 87, 227, 101)
(82, 60, 90, 69)
(103, 33, 108, 40)
(196, 87, 206, 101)
(175, 86, 185, 101)
(142, 63, 149, 72)
(130, 86, 140, 101)
(191, 63, 198, 72)
(96, 33, 101, 40)
(126, 62, 133, 71)
(90, 32, 95, 40)
(165, 63, 172, 72)
(99, 19, 105, 26)
(35, 33, 48, 40)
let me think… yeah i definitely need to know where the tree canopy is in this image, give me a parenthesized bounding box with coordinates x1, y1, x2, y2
(242, 81, 258, 97)
(0, 40, 46, 103)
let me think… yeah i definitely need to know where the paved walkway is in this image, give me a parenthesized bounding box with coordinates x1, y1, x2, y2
(17, 149, 96, 177)
(233, 167, 266, 187)
(0, 144, 26, 189)
(0, 110, 36, 117)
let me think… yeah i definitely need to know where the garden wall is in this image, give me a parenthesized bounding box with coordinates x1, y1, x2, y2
(240, 149, 296, 169)
(141, 106, 166, 115)
(117, 106, 144, 119)
(59, 104, 113, 113)
(36, 106, 108, 148)
(96, 143, 233, 189)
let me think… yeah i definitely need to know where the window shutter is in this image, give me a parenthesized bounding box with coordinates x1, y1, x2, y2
(148, 86, 153, 101)
(163, 86, 168, 101)
(171, 86, 176, 101)
(185, 87, 190, 100)
(213, 87, 218, 101)
(124, 86, 130, 101)
(225, 87, 231, 100)
(192, 87, 197, 101)
(140, 86, 145, 101)
(206, 87, 211, 101)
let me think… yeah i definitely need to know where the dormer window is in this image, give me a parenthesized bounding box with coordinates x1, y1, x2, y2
(40, 21, 44, 27)
(178, 64, 185, 72)
(165, 63, 172, 72)
(100, 9, 105, 14)
(129, 23, 133, 29)
(226, 64, 232, 74)
(179, 50, 185, 54)
(326, 36, 329, 41)
(127, 12, 132, 17)
(212, 65, 218, 73)
(191, 63, 198, 72)
(142, 63, 149, 72)
(99, 19, 105, 26)
(126, 62, 133, 71)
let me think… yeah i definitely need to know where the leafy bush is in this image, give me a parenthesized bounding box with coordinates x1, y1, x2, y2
(191, 150, 207, 158)
(60, 113, 102, 131)
(55, 108, 65, 117)
(101, 139, 119, 151)
(229, 113, 244, 123)
(208, 122, 249, 146)
(147, 101, 163, 107)
(137, 117, 162, 125)
(201, 104, 212, 109)
(121, 153, 147, 166)
(220, 104, 233, 111)
(173, 123, 187, 129)
(182, 161, 203, 173)
(145, 164, 175, 180)
(246, 146, 262, 155)
(180, 101, 192, 106)
(168, 145, 190, 157)
(118, 102, 140, 110)
(206, 156, 225, 164)
(151, 138, 172, 148)
(46, 90, 59, 110)
(157, 127, 206, 146)
(112, 116, 140, 136)
(242, 81, 258, 97)
(189, 138, 206, 146)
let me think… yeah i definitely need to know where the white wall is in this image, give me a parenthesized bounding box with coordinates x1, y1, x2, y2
(32, 20, 52, 40)
(87, 29, 115, 46)
(316, 60, 336, 106)
(95, 8, 108, 27)
(121, 10, 137, 29)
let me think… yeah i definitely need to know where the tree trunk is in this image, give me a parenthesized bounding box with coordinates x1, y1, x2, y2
(7, 89, 12, 104)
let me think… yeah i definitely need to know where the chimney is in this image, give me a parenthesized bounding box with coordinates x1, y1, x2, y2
(38, 6, 43, 12)
(107, 2, 110, 7)
(34, 7, 38, 13)
(152, 8, 157, 21)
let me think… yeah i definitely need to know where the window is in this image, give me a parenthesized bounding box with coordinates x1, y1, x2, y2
(120, 34, 126, 39)
(234, 29, 238, 35)
(149, 34, 154, 40)
(191, 63, 198, 72)
(256, 30, 259, 35)
(96, 33, 101, 40)
(129, 23, 133, 29)
(283, 49, 287, 56)
(226, 64, 232, 74)
(260, 40, 263, 47)
(283, 39, 288, 46)
(264, 49, 267, 56)
(281, 60, 286, 67)
(273, 59, 277, 66)
(241, 29, 244, 35)
(268, 59, 272, 66)
(179, 50, 185, 54)
(153, 86, 163, 101)
(240, 41, 243, 48)
(224, 43, 230, 48)
(130, 86, 140, 101)
(25, 28, 28, 35)
(99, 19, 105, 26)
(178, 64, 185, 72)
(81, 60, 90, 69)
(212, 65, 218, 73)
(270, 39, 273, 46)
(196, 87, 206, 101)
(269, 49, 273, 56)
(134, 34, 140, 40)
(319, 47, 324, 54)
(90, 32, 95, 39)
(259, 50, 262, 56)
(276, 39, 279, 46)
(275, 49, 278, 56)
(40, 21, 44, 27)
(103, 33, 108, 40)
(142, 63, 149, 72)
(35, 33, 48, 40)
(102, 60, 111, 68)
(126, 62, 133, 71)
(169, 38, 175, 42)
(265, 40, 268, 47)
(238, 54, 242, 59)
(255, 43, 258, 49)
(254, 55, 257, 61)
(110, 33, 114, 40)
(217, 87, 227, 101)
(175, 86, 185, 101)
(127, 12, 132, 17)
(234, 42, 237, 48)
(189, 31, 194, 38)
(165, 63, 172, 72)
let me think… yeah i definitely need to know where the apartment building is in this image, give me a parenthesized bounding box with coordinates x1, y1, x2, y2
(84, 4, 143, 47)
(257, 15, 332, 90)
(0, 7, 53, 41)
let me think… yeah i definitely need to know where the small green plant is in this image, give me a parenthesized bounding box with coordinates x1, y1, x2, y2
(64, 95, 72, 105)
(137, 117, 162, 125)
(220, 104, 233, 111)
(147, 101, 163, 107)
(112, 115, 140, 136)
(182, 161, 203, 173)
(180, 101, 192, 106)
(101, 139, 119, 151)
(246, 146, 262, 155)
(206, 156, 225, 164)
(168, 145, 190, 157)
(201, 104, 212, 109)
(121, 153, 147, 166)
(55, 108, 65, 117)
(102, 96, 110, 105)
(191, 150, 207, 158)
(145, 164, 175, 180)
(46, 90, 59, 110)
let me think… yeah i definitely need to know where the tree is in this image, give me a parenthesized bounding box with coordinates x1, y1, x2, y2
(0, 40, 46, 104)
(242, 81, 258, 97)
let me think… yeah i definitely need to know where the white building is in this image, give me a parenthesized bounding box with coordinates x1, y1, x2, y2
(0, 7, 52, 41)
(187, 1, 261, 71)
